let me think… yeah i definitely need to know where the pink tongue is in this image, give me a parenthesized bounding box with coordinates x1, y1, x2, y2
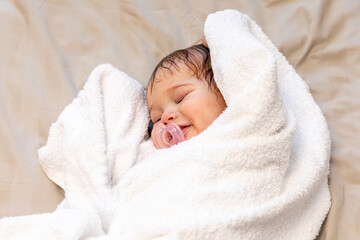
(152, 123, 185, 149)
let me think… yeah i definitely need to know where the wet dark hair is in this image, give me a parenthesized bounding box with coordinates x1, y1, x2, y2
(148, 44, 216, 92)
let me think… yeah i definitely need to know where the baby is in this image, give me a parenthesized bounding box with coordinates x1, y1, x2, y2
(146, 42, 227, 148)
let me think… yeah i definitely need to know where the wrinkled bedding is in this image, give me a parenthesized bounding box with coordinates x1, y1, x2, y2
(1, 1, 359, 239)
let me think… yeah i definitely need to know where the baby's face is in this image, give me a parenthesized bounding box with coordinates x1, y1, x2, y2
(146, 62, 226, 142)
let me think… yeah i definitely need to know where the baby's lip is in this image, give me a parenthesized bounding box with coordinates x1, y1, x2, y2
(179, 124, 190, 137)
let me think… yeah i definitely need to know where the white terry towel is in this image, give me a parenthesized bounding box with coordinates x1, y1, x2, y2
(0, 9, 331, 240)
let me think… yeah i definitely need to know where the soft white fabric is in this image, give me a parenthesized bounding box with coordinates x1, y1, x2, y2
(0, 9, 331, 240)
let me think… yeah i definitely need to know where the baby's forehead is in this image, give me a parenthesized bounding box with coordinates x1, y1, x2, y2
(148, 62, 193, 90)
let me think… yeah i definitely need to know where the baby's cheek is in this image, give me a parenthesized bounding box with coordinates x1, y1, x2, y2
(187, 104, 211, 130)
(183, 99, 202, 117)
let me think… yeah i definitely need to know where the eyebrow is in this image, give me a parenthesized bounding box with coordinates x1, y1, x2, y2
(166, 82, 192, 94)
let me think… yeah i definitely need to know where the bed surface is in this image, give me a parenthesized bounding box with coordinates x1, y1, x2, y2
(1, 1, 359, 239)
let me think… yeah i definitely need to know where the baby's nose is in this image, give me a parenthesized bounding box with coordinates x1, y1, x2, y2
(161, 112, 178, 125)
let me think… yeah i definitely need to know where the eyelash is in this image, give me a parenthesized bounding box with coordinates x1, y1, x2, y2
(177, 93, 188, 104)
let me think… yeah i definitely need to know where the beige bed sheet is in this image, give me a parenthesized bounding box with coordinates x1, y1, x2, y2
(0, 0, 359, 239)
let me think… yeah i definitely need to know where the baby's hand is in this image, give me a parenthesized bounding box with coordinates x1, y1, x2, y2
(202, 35, 208, 48)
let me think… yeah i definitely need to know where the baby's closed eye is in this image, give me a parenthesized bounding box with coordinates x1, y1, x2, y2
(176, 93, 188, 104)
(151, 117, 160, 123)
(174, 90, 192, 104)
